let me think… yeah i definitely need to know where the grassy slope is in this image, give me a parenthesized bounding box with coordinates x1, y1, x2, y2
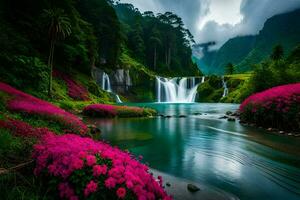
(119, 51, 157, 102)
(196, 74, 252, 103)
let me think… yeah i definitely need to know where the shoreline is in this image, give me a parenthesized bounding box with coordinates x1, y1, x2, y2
(150, 169, 239, 200)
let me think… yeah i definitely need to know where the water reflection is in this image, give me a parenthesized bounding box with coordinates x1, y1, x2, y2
(87, 103, 300, 200)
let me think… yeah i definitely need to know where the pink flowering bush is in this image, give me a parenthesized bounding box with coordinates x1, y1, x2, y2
(0, 118, 54, 138)
(33, 133, 171, 200)
(239, 83, 300, 131)
(53, 71, 89, 101)
(83, 104, 117, 118)
(83, 104, 156, 118)
(0, 82, 88, 134)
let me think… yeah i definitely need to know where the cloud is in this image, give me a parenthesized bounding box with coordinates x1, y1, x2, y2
(119, 0, 300, 49)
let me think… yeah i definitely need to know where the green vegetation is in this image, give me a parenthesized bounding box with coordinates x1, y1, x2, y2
(198, 44, 300, 103)
(114, 3, 200, 76)
(196, 76, 224, 102)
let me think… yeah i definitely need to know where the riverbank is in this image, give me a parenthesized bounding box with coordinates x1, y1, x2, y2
(150, 169, 239, 200)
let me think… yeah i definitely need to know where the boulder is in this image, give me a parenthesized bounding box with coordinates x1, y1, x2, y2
(179, 115, 187, 118)
(226, 111, 233, 116)
(227, 117, 236, 122)
(219, 116, 228, 119)
(193, 112, 202, 115)
(88, 125, 101, 135)
(187, 184, 200, 192)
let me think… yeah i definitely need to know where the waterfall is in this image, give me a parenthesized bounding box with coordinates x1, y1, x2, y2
(101, 72, 123, 103)
(201, 76, 205, 83)
(156, 76, 204, 103)
(115, 95, 122, 103)
(102, 73, 112, 92)
(222, 76, 229, 97)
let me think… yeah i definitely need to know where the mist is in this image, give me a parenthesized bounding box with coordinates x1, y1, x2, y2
(119, 0, 300, 49)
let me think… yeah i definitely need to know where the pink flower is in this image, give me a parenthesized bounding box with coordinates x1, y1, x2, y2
(126, 181, 134, 189)
(32, 134, 172, 200)
(0, 82, 88, 135)
(86, 155, 97, 166)
(71, 158, 84, 170)
(93, 165, 107, 177)
(70, 196, 79, 200)
(84, 180, 98, 197)
(116, 187, 127, 199)
(105, 177, 117, 189)
(53, 70, 89, 101)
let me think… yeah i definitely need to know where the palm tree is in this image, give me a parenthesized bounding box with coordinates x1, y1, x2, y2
(43, 8, 72, 96)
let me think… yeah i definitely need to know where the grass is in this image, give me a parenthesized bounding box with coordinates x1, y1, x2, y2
(225, 73, 252, 80)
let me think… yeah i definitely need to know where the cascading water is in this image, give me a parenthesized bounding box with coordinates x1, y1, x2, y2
(102, 73, 112, 92)
(156, 76, 205, 103)
(222, 76, 229, 97)
(101, 72, 122, 103)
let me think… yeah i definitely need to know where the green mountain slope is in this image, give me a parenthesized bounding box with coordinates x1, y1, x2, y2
(212, 36, 256, 74)
(195, 8, 300, 74)
(237, 9, 300, 72)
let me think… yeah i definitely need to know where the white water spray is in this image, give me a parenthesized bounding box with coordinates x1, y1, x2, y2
(156, 76, 205, 103)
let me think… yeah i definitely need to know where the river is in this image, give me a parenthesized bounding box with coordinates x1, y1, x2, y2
(86, 103, 300, 200)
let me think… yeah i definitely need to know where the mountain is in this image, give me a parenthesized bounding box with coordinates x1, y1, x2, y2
(195, 8, 300, 75)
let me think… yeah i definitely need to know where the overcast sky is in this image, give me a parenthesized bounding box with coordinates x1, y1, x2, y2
(119, 0, 300, 49)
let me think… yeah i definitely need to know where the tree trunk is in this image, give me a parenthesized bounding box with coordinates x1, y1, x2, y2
(167, 47, 171, 70)
(153, 46, 157, 70)
(48, 39, 55, 97)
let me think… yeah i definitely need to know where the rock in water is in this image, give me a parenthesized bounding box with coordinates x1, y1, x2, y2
(227, 117, 236, 122)
(88, 125, 101, 135)
(226, 111, 233, 116)
(187, 184, 200, 192)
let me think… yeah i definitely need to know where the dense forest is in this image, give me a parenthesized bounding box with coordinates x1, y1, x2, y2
(0, 0, 199, 98)
(114, 3, 199, 76)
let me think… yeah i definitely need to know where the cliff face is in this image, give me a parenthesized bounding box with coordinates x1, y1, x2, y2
(91, 67, 132, 94)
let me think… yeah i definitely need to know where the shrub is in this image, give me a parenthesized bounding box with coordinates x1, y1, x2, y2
(0, 82, 88, 134)
(239, 83, 300, 131)
(33, 133, 171, 200)
(83, 104, 156, 118)
(0, 55, 48, 93)
(83, 104, 117, 118)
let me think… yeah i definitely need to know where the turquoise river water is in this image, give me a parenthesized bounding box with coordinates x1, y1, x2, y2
(86, 103, 300, 200)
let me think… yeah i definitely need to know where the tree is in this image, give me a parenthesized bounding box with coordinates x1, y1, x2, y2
(43, 8, 71, 96)
(270, 44, 284, 60)
(225, 63, 235, 75)
(128, 21, 145, 61)
(149, 28, 161, 70)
